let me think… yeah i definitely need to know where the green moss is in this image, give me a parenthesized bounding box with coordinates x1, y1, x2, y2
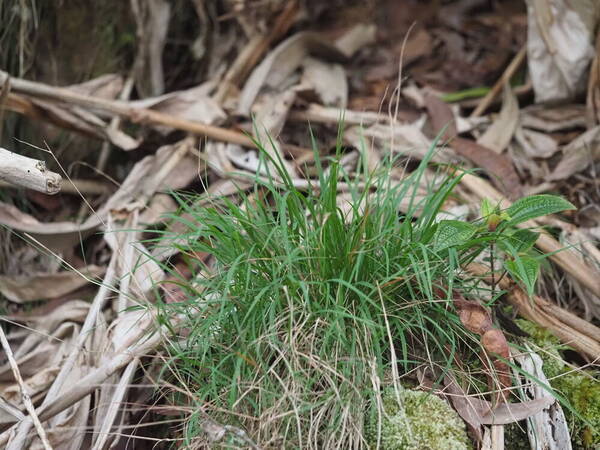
(366, 387, 470, 449)
(516, 319, 600, 449)
(515, 319, 566, 379)
(554, 372, 600, 449)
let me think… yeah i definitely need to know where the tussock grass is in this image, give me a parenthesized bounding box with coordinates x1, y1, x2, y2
(155, 133, 495, 448)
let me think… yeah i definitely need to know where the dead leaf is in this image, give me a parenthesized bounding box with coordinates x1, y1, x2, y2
(514, 126, 559, 159)
(334, 23, 376, 58)
(479, 397, 556, 425)
(0, 265, 105, 303)
(477, 84, 519, 153)
(300, 57, 347, 108)
(454, 299, 493, 334)
(0, 201, 102, 253)
(237, 32, 347, 115)
(520, 104, 587, 132)
(425, 92, 522, 199)
(549, 126, 600, 180)
(525, 0, 596, 102)
(131, 83, 226, 135)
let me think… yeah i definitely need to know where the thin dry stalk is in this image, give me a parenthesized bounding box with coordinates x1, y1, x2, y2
(471, 44, 527, 118)
(0, 325, 52, 450)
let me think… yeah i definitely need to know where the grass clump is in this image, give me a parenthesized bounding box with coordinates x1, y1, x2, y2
(155, 132, 574, 448)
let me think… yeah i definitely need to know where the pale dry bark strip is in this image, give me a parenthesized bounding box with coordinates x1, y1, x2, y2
(0, 322, 165, 447)
(0, 147, 62, 194)
(7, 257, 117, 448)
(0, 324, 52, 449)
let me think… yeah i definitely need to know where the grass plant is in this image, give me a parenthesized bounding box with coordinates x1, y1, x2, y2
(152, 128, 574, 448)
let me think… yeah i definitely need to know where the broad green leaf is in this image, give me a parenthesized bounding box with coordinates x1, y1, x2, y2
(498, 229, 540, 253)
(434, 220, 477, 251)
(506, 195, 575, 226)
(480, 198, 494, 218)
(505, 256, 540, 297)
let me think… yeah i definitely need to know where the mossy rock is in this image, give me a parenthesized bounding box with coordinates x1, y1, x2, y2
(366, 387, 471, 449)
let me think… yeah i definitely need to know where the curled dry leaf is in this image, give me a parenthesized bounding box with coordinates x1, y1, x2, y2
(549, 126, 600, 181)
(520, 104, 587, 132)
(237, 31, 347, 115)
(525, 0, 596, 102)
(300, 57, 347, 108)
(477, 84, 519, 154)
(514, 126, 559, 159)
(0, 265, 105, 303)
(131, 83, 226, 135)
(0, 201, 102, 253)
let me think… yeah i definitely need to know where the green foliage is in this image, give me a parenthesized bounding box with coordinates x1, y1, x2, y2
(434, 220, 477, 252)
(504, 256, 540, 298)
(365, 387, 470, 449)
(504, 195, 575, 228)
(155, 132, 575, 446)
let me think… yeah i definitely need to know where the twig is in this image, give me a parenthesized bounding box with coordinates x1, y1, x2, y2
(1, 69, 257, 148)
(0, 177, 112, 195)
(0, 325, 52, 450)
(0, 147, 62, 194)
(470, 45, 527, 118)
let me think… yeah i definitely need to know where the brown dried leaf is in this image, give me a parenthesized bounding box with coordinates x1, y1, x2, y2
(549, 126, 600, 181)
(454, 299, 493, 334)
(0, 265, 105, 303)
(0, 201, 102, 253)
(477, 84, 519, 153)
(237, 32, 347, 115)
(526, 0, 595, 102)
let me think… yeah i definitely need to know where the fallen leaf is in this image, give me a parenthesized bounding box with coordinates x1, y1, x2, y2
(237, 32, 347, 115)
(525, 0, 596, 102)
(549, 126, 600, 180)
(425, 92, 522, 199)
(0, 201, 102, 253)
(477, 84, 519, 153)
(0, 265, 105, 303)
(300, 57, 347, 108)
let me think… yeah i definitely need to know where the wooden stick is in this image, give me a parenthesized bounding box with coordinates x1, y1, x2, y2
(0, 147, 62, 194)
(0, 325, 52, 449)
(1, 70, 258, 148)
(470, 45, 527, 118)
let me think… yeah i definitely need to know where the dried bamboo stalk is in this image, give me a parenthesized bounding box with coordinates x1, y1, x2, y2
(0, 326, 52, 449)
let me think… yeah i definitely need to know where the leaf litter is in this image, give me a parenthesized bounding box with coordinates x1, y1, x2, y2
(0, 1, 599, 448)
